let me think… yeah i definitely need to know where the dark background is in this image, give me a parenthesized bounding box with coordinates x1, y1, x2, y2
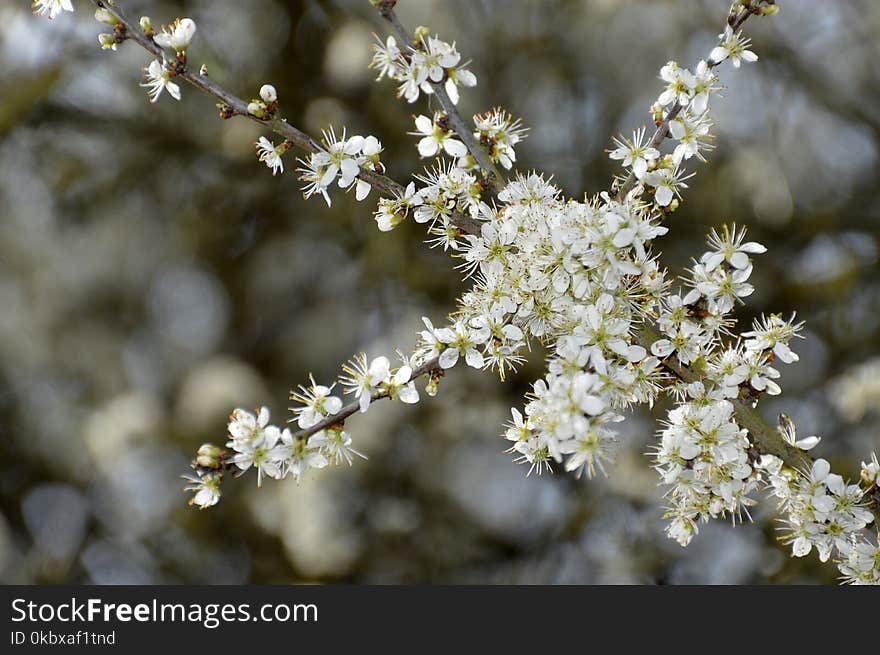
(1, 0, 878, 584)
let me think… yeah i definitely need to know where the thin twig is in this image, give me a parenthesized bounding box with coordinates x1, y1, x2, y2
(616, 7, 758, 200)
(286, 356, 442, 443)
(375, 1, 507, 196)
(635, 324, 812, 469)
(91, 0, 483, 235)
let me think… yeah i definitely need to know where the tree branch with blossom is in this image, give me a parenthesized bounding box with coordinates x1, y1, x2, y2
(37, 0, 880, 584)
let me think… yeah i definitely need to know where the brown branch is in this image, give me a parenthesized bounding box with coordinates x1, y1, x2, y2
(287, 355, 442, 443)
(375, 1, 507, 196)
(615, 4, 761, 201)
(635, 324, 812, 470)
(91, 0, 482, 235)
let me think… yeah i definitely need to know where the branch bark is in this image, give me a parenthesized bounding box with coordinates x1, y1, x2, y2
(287, 356, 442, 443)
(615, 7, 758, 201)
(636, 323, 813, 471)
(375, 1, 507, 196)
(91, 0, 483, 235)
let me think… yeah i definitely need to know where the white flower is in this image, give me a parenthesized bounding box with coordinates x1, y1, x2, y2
(742, 314, 803, 364)
(644, 165, 691, 207)
(341, 354, 392, 412)
(289, 375, 343, 429)
(689, 60, 718, 114)
(411, 114, 468, 158)
(370, 35, 403, 81)
(710, 27, 758, 68)
(140, 59, 181, 103)
(434, 321, 487, 369)
(657, 60, 696, 107)
(32, 0, 73, 20)
(861, 453, 879, 487)
(374, 182, 421, 232)
(282, 431, 328, 481)
(297, 155, 332, 207)
(297, 127, 381, 206)
(744, 351, 781, 395)
(259, 84, 277, 103)
(230, 425, 286, 486)
(388, 365, 419, 404)
(702, 224, 767, 272)
(352, 135, 384, 201)
(183, 471, 222, 509)
(608, 127, 659, 178)
(255, 137, 288, 176)
(838, 536, 880, 585)
(398, 60, 428, 103)
(777, 414, 821, 451)
(444, 64, 477, 105)
(310, 427, 366, 466)
(312, 128, 363, 188)
(474, 109, 526, 170)
(669, 112, 713, 164)
(154, 18, 197, 52)
(227, 406, 271, 443)
(415, 36, 460, 81)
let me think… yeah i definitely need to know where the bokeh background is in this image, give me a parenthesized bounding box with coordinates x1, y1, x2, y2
(1, 0, 879, 584)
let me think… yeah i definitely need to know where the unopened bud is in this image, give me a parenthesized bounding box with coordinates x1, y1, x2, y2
(425, 370, 441, 397)
(248, 101, 267, 119)
(259, 84, 277, 104)
(94, 8, 116, 25)
(139, 16, 153, 36)
(98, 33, 117, 50)
(196, 443, 223, 469)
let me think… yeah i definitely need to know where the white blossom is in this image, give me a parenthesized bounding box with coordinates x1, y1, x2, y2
(289, 375, 343, 429)
(141, 59, 181, 103)
(255, 137, 287, 176)
(32, 0, 73, 20)
(608, 126, 659, 178)
(154, 18, 197, 53)
(411, 114, 468, 159)
(341, 354, 392, 412)
(183, 471, 222, 509)
(710, 27, 758, 68)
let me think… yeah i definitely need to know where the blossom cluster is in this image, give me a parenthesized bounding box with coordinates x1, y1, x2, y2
(183, 352, 427, 506)
(42, 0, 878, 583)
(608, 28, 755, 209)
(370, 34, 476, 105)
(759, 456, 876, 578)
(403, 168, 671, 477)
(297, 129, 384, 206)
(656, 400, 756, 546)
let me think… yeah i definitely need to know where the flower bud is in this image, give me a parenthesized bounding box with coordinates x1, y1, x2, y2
(414, 25, 430, 42)
(425, 370, 441, 397)
(196, 443, 223, 469)
(247, 101, 267, 119)
(98, 33, 117, 50)
(154, 17, 197, 52)
(94, 8, 116, 25)
(259, 84, 277, 103)
(139, 16, 153, 35)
